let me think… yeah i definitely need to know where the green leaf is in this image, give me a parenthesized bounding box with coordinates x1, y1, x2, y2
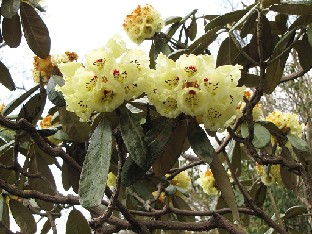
(253, 124, 271, 148)
(120, 108, 149, 169)
(172, 195, 195, 222)
(149, 41, 155, 69)
(270, 3, 312, 15)
(1, 85, 39, 116)
(238, 73, 260, 87)
(249, 181, 267, 207)
(121, 156, 147, 187)
(280, 166, 297, 190)
(20, 2, 50, 58)
(210, 156, 240, 222)
(307, 27, 312, 47)
(28, 150, 56, 210)
(154, 37, 172, 57)
(9, 199, 37, 234)
(18, 91, 46, 124)
(153, 120, 187, 176)
(0, 61, 15, 91)
(79, 117, 112, 208)
(263, 57, 285, 94)
(257, 120, 282, 136)
(0, 196, 9, 233)
(2, 13, 22, 48)
(164, 16, 182, 25)
(66, 209, 91, 234)
(287, 134, 310, 152)
(58, 107, 91, 142)
(216, 37, 240, 67)
(147, 118, 174, 163)
(284, 205, 307, 219)
(187, 119, 215, 164)
(294, 34, 312, 70)
(205, 9, 248, 31)
(0, 148, 14, 181)
(188, 27, 219, 55)
(240, 10, 257, 38)
(46, 75, 66, 107)
(0, 196, 3, 222)
(166, 22, 181, 38)
(40, 220, 51, 234)
(228, 140, 241, 177)
(187, 16, 197, 41)
(1, 0, 20, 19)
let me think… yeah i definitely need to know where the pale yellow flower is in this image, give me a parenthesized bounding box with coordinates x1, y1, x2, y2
(170, 171, 191, 190)
(107, 172, 116, 188)
(255, 163, 283, 186)
(199, 170, 219, 196)
(266, 111, 303, 137)
(145, 53, 244, 131)
(123, 4, 164, 44)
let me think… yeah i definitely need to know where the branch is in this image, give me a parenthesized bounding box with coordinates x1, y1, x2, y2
(0, 116, 81, 172)
(0, 179, 80, 205)
(279, 66, 312, 83)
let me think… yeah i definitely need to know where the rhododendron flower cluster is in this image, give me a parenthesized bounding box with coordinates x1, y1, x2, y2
(57, 35, 149, 121)
(199, 169, 219, 196)
(146, 53, 244, 131)
(255, 163, 283, 186)
(33, 52, 78, 84)
(266, 111, 303, 136)
(123, 4, 164, 44)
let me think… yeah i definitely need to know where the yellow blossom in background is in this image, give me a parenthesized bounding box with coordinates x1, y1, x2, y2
(237, 90, 264, 121)
(255, 163, 283, 186)
(107, 172, 116, 188)
(199, 169, 219, 196)
(0, 103, 5, 113)
(266, 111, 303, 136)
(170, 171, 191, 190)
(152, 191, 166, 203)
(123, 4, 164, 44)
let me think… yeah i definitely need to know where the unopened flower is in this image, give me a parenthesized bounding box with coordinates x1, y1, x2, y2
(51, 51, 78, 66)
(33, 55, 54, 83)
(170, 171, 191, 190)
(123, 4, 164, 44)
(199, 170, 219, 196)
(107, 172, 116, 188)
(40, 115, 53, 129)
(266, 111, 303, 137)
